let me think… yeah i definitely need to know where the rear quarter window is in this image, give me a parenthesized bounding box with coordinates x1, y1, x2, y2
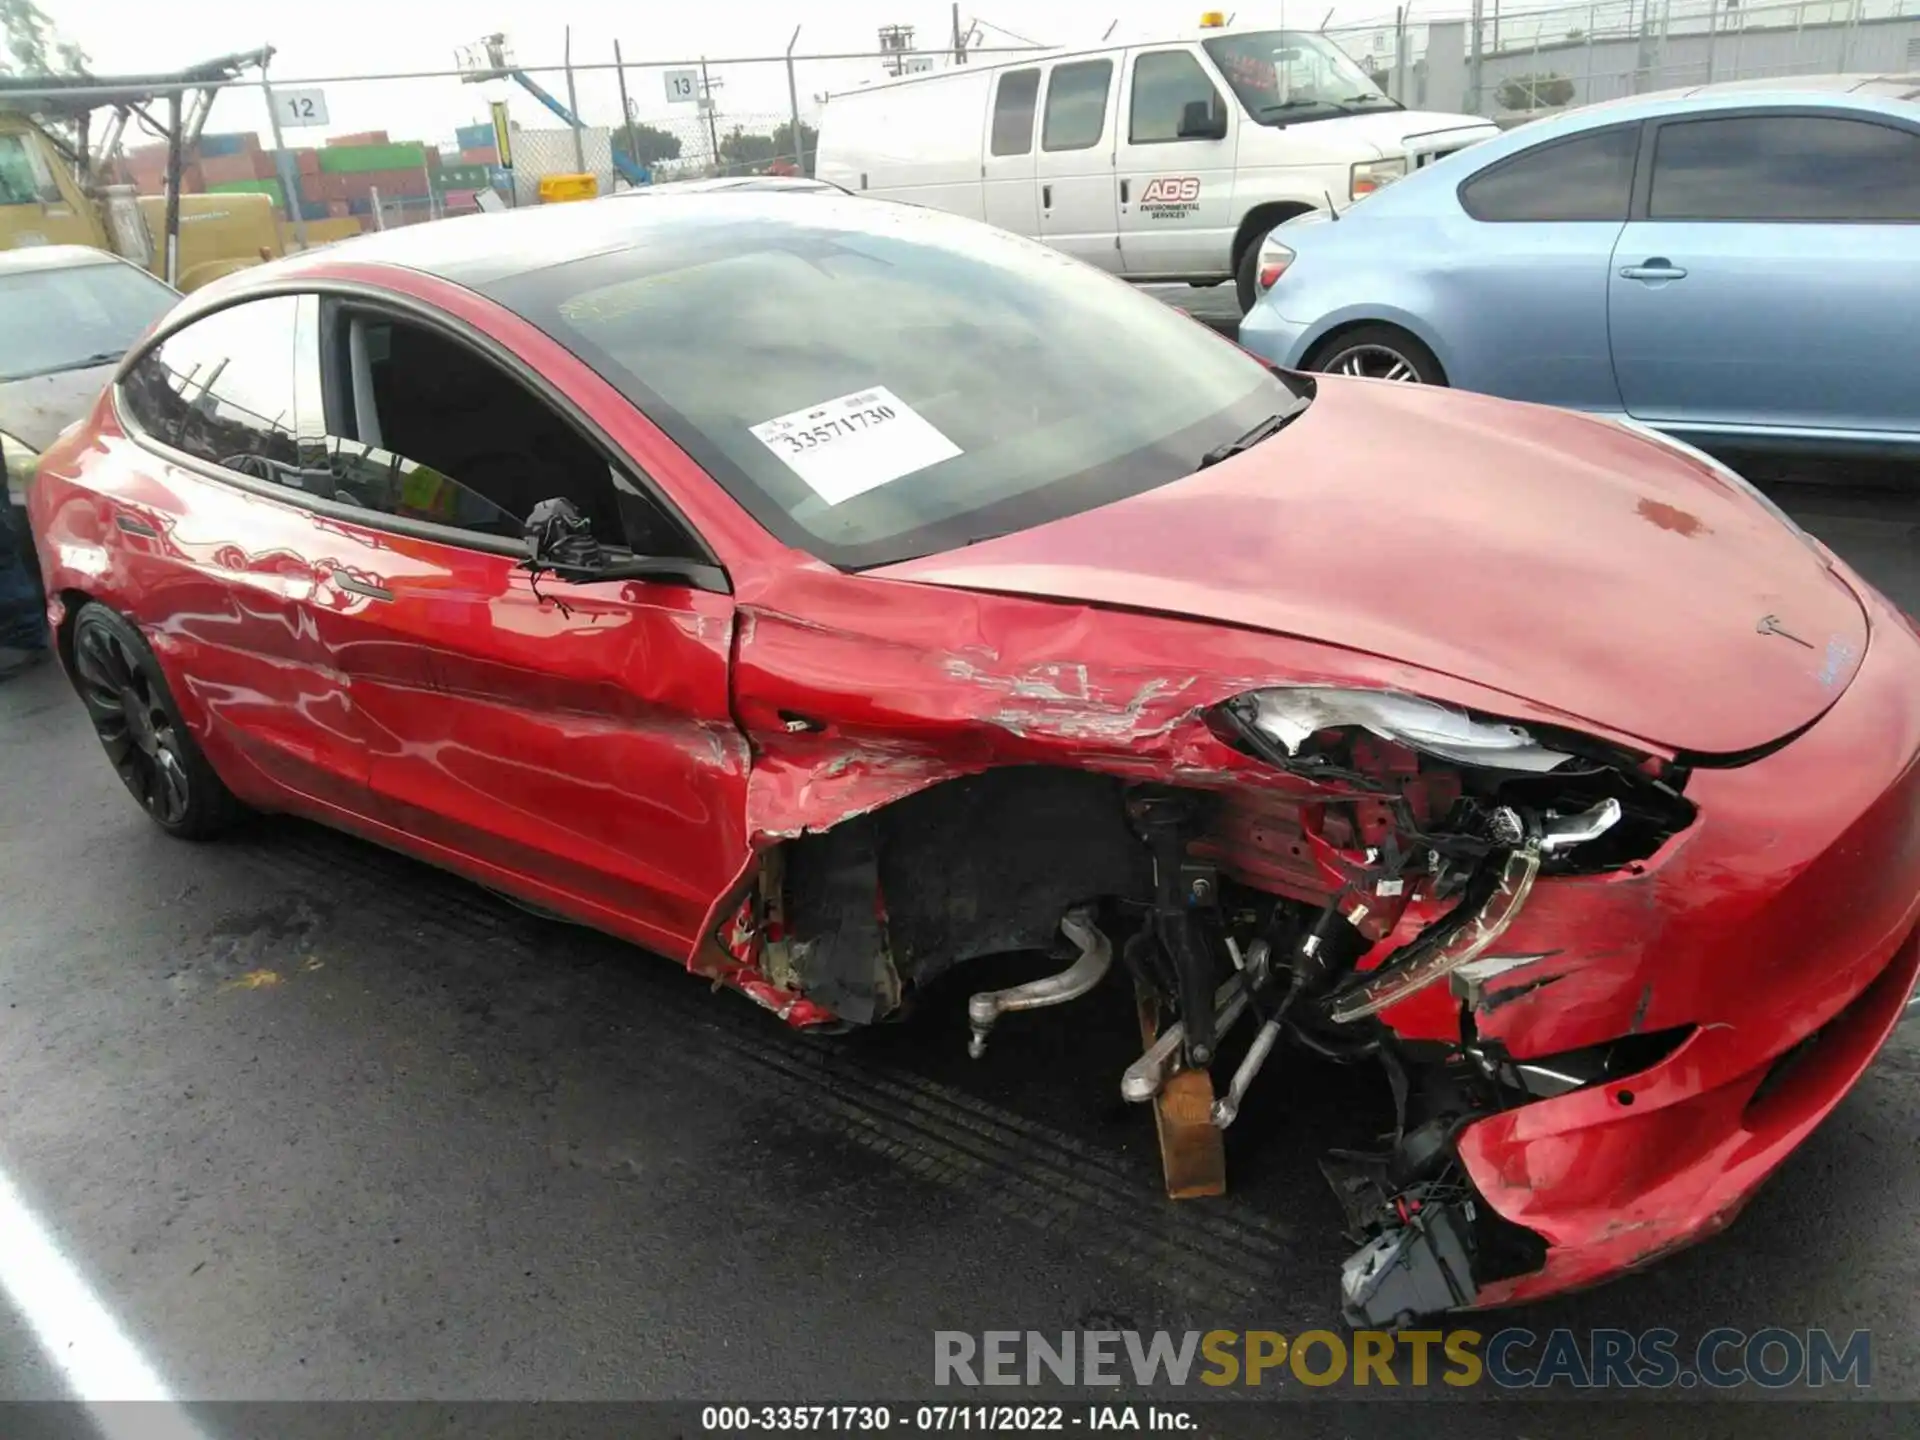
(1459, 124, 1640, 222)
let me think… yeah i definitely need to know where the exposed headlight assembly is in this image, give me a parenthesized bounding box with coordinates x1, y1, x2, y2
(1349, 156, 1407, 200)
(1230, 686, 1574, 773)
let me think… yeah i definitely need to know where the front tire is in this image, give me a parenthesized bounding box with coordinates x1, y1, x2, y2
(1305, 324, 1446, 385)
(69, 603, 243, 839)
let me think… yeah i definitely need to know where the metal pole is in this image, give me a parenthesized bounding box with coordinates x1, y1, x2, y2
(701, 57, 720, 173)
(785, 26, 806, 173)
(258, 57, 309, 249)
(370, 183, 386, 230)
(952, 2, 964, 61)
(1468, 0, 1484, 110)
(614, 40, 639, 184)
(1704, 0, 1718, 82)
(564, 26, 586, 173)
(163, 92, 183, 287)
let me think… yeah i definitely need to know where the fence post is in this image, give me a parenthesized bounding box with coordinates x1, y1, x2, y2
(786, 25, 806, 173)
(1468, 0, 1484, 109)
(564, 25, 586, 174)
(701, 57, 720, 172)
(614, 40, 638, 184)
(1705, 0, 1718, 81)
(1582, 4, 1595, 103)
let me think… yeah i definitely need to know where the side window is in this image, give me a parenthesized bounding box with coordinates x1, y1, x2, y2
(0, 134, 63, 205)
(1042, 60, 1114, 153)
(991, 69, 1041, 157)
(1649, 113, 1920, 221)
(1459, 125, 1639, 222)
(1129, 50, 1224, 144)
(329, 314, 694, 556)
(120, 297, 302, 475)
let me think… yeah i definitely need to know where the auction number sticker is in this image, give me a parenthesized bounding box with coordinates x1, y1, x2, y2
(749, 386, 961, 506)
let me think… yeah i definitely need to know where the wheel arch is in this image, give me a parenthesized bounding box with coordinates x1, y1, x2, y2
(1230, 200, 1320, 276)
(1296, 308, 1454, 384)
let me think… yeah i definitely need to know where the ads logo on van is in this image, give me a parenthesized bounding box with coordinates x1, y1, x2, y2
(1138, 176, 1202, 219)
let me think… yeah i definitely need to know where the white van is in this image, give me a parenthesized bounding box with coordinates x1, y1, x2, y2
(816, 20, 1498, 311)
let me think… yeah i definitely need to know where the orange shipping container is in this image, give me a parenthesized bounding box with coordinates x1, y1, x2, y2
(326, 130, 389, 148)
(198, 152, 260, 185)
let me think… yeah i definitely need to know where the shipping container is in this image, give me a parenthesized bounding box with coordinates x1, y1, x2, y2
(198, 132, 259, 157)
(207, 177, 285, 208)
(457, 147, 499, 168)
(435, 163, 492, 191)
(326, 130, 390, 148)
(456, 122, 495, 151)
(198, 152, 262, 185)
(318, 142, 432, 175)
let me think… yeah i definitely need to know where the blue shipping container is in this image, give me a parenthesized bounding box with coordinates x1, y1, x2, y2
(456, 122, 495, 151)
(199, 133, 248, 157)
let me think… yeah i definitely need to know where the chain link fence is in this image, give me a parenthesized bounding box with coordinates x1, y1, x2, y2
(91, 35, 1042, 244)
(1325, 0, 1920, 118)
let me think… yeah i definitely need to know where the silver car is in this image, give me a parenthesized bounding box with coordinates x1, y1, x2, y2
(2, 245, 178, 569)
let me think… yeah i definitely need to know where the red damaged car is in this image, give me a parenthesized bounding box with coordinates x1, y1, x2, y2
(27, 195, 1920, 1322)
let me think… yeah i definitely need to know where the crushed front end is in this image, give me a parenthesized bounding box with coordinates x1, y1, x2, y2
(715, 566, 1920, 1322)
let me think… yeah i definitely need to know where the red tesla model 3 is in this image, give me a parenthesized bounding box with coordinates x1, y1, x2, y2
(26, 194, 1920, 1321)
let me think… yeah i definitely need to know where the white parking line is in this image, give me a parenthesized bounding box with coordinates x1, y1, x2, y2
(0, 1164, 208, 1439)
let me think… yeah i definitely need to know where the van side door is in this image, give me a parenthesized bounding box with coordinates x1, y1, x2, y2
(1034, 57, 1122, 272)
(982, 67, 1042, 238)
(1114, 46, 1236, 279)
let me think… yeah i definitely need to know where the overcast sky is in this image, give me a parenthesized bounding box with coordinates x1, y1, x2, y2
(38, 1, 1406, 149)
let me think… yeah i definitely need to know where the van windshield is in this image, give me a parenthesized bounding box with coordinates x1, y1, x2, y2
(488, 197, 1298, 569)
(1204, 30, 1401, 123)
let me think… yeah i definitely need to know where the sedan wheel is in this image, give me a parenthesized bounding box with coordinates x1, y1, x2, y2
(1322, 344, 1424, 382)
(70, 604, 242, 839)
(1306, 324, 1446, 387)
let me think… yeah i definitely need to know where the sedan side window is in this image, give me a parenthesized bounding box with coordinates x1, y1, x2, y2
(1042, 60, 1114, 152)
(119, 297, 302, 474)
(324, 313, 698, 557)
(1649, 113, 1920, 221)
(1459, 125, 1639, 222)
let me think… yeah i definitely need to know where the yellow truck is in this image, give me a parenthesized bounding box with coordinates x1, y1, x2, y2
(0, 51, 359, 292)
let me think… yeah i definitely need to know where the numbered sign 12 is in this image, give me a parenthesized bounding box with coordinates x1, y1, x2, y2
(663, 68, 699, 105)
(278, 88, 329, 128)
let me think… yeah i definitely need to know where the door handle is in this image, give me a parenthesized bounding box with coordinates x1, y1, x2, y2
(1620, 259, 1688, 282)
(324, 568, 393, 602)
(1042, 183, 1052, 209)
(1119, 179, 1129, 203)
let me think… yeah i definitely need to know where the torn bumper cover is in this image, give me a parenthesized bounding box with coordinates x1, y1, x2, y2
(1415, 585, 1920, 1309)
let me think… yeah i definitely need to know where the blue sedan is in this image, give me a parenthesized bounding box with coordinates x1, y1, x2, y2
(1238, 74, 1920, 453)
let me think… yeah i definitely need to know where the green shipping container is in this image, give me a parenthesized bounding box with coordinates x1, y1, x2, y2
(318, 142, 430, 175)
(435, 164, 492, 191)
(207, 178, 286, 207)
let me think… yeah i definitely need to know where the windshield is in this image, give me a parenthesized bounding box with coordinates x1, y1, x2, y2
(489, 198, 1293, 568)
(0, 261, 177, 383)
(1204, 30, 1397, 123)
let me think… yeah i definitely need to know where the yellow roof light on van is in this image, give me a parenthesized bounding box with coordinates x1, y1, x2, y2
(1199, 10, 1228, 26)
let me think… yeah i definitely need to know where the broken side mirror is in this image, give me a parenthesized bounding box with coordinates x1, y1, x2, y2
(522, 496, 607, 581)
(1178, 100, 1228, 141)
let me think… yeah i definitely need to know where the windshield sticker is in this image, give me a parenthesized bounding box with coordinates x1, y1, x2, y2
(750, 386, 962, 506)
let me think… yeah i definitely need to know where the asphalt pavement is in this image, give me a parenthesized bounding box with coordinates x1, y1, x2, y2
(3, 351, 1919, 1425)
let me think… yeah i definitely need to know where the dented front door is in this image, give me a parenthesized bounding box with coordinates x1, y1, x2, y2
(322, 524, 751, 960)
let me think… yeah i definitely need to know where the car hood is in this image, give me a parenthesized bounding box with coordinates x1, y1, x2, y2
(1321, 108, 1498, 157)
(873, 381, 1868, 756)
(0, 361, 115, 451)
